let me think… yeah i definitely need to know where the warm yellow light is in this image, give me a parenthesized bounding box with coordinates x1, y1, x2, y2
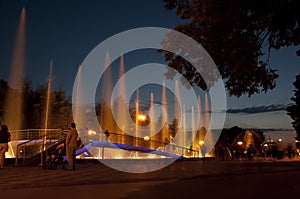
(199, 140, 204, 145)
(237, 141, 243, 145)
(144, 136, 150, 141)
(137, 114, 146, 121)
(88, 129, 96, 136)
(278, 138, 282, 142)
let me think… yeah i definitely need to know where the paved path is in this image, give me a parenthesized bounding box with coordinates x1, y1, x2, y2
(1, 159, 300, 198)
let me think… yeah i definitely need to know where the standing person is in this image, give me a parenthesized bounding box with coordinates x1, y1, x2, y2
(66, 122, 78, 170)
(0, 124, 11, 169)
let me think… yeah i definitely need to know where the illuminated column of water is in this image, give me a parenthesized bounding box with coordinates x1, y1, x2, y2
(44, 60, 53, 138)
(40, 60, 53, 164)
(161, 81, 168, 145)
(149, 92, 155, 149)
(101, 52, 114, 134)
(183, 105, 186, 156)
(203, 92, 211, 157)
(205, 93, 210, 131)
(74, 65, 80, 123)
(117, 54, 127, 144)
(198, 95, 203, 130)
(191, 106, 195, 155)
(135, 89, 139, 147)
(4, 7, 26, 131)
(74, 64, 93, 148)
(198, 95, 203, 157)
(174, 80, 183, 148)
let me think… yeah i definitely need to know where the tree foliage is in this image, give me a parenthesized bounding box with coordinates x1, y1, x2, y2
(169, 118, 179, 138)
(161, 0, 300, 97)
(287, 74, 300, 138)
(0, 78, 73, 130)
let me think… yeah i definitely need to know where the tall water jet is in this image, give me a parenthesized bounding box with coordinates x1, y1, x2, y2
(205, 93, 210, 130)
(183, 105, 186, 154)
(73, 64, 82, 124)
(191, 106, 195, 153)
(149, 92, 155, 149)
(203, 92, 211, 157)
(161, 81, 168, 144)
(197, 95, 203, 130)
(73, 63, 92, 141)
(174, 80, 183, 148)
(116, 54, 128, 143)
(100, 52, 114, 133)
(135, 89, 139, 147)
(44, 60, 53, 134)
(40, 60, 53, 164)
(4, 7, 26, 130)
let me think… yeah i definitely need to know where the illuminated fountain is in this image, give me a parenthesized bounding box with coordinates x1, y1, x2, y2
(116, 54, 128, 143)
(134, 89, 139, 147)
(44, 60, 53, 134)
(174, 80, 183, 148)
(99, 52, 115, 133)
(77, 53, 214, 160)
(3, 8, 215, 161)
(4, 7, 26, 131)
(4, 7, 26, 158)
(149, 92, 155, 149)
(161, 81, 168, 144)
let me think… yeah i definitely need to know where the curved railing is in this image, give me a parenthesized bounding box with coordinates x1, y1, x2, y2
(12, 129, 200, 165)
(81, 131, 199, 158)
(13, 129, 67, 165)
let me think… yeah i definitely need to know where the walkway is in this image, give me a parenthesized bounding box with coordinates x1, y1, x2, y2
(1, 159, 300, 198)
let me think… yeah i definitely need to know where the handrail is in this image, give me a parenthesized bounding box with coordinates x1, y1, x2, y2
(16, 134, 46, 147)
(15, 129, 67, 165)
(13, 129, 200, 163)
(85, 131, 199, 158)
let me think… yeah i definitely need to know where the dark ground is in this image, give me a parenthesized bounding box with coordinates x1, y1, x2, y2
(1, 158, 300, 199)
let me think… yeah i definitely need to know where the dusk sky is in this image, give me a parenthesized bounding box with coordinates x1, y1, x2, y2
(0, 0, 299, 131)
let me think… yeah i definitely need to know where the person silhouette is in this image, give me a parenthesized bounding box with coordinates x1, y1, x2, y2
(65, 122, 78, 170)
(0, 124, 11, 169)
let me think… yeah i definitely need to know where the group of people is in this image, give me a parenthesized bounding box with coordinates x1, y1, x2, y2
(0, 122, 79, 170)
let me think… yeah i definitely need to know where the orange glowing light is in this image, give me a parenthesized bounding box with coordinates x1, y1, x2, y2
(137, 114, 146, 121)
(88, 129, 96, 136)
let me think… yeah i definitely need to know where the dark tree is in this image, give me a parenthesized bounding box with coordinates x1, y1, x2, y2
(160, 0, 300, 97)
(287, 74, 300, 142)
(0, 80, 9, 123)
(49, 86, 73, 129)
(169, 118, 179, 139)
(22, 77, 35, 128)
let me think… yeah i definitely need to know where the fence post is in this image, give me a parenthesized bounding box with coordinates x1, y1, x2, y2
(40, 130, 44, 166)
(15, 144, 18, 165)
(23, 143, 26, 162)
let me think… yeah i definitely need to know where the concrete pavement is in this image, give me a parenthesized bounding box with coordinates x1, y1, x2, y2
(1, 159, 300, 198)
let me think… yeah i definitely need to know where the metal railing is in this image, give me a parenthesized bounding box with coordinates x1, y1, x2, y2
(81, 131, 199, 158)
(13, 129, 67, 165)
(12, 129, 200, 164)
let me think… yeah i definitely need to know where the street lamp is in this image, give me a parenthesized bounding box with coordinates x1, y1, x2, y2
(137, 114, 146, 121)
(237, 141, 243, 146)
(144, 136, 150, 141)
